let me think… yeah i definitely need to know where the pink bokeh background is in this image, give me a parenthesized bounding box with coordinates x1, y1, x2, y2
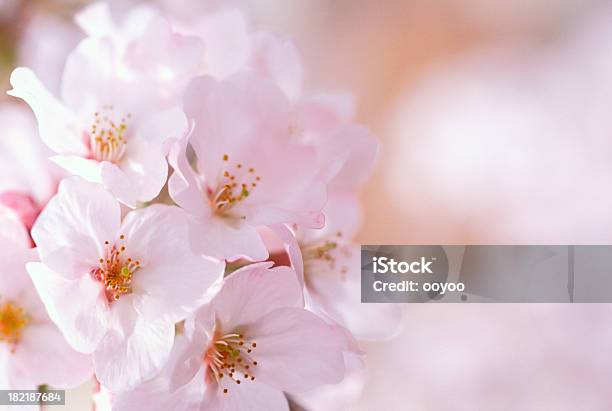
(1, 1, 612, 409)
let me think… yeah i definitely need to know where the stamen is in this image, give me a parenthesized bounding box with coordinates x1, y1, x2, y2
(91, 235, 141, 301)
(204, 328, 259, 395)
(208, 155, 261, 214)
(89, 106, 130, 163)
(0, 300, 30, 352)
(302, 233, 351, 281)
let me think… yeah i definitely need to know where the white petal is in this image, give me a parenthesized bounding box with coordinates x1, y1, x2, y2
(74, 2, 116, 37)
(246, 308, 349, 393)
(100, 137, 168, 207)
(11, 323, 93, 388)
(27, 262, 110, 354)
(31, 177, 120, 278)
(8, 67, 86, 155)
(121, 205, 224, 322)
(167, 136, 208, 219)
(193, 216, 269, 262)
(214, 263, 302, 330)
(50, 155, 102, 183)
(94, 299, 175, 392)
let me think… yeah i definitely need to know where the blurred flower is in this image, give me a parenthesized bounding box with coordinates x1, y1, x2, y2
(18, 11, 81, 95)
(27, 178, 224, 392)
(0, 215, 92, 391)
(75, 2, 204, 104)
(166, 6, 303, 100)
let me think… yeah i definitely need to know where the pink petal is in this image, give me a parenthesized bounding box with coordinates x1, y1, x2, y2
(302, 190, 361, 243)
(120, 205, 224, 322)
(134, 107, 188, 151)
(8, 67, 86, 155)
(0, 192, 37, 231)
(249, 32, 304, 101)
(0, 207, 30, 249)
(100, 137, 168, 207)
(123, 13, 205, 100)
(50, 155, 102, 183)
(167, 136, 208, 219)
(114, 373, 202, 411)
(0, 242, 47, 320)
(293, 94, 349, 136)
(27, 262, 109, 354)
(326, 125, 379, 190)
(31, 177, 120, 278)
(0, 104, 62, 204)
(184, 74, 326, 229)
(292, 352, 365, 411)
(200, 380, 289, 411)
(214, 263, 303, 330)
(229, 140, 325, 229)
(60, 37, 121, 119)
(10, 323, 93, 389)
(113, 342, 206, 411)
(74, 2, 115, 37)
(246, 307, 349, 393)
(268, 224, 305, 290)
(184, 74, 288, 184)
(193, 216, 269, 262)
(94, 299, 175, 392)
(198, 10, 251, 78)
(167, 316, 212, 393)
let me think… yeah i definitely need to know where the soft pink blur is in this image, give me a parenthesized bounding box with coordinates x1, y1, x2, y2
(2, 1, 612, 410)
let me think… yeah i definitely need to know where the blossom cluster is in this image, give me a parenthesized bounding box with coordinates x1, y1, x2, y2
(0, 2, 400, 410)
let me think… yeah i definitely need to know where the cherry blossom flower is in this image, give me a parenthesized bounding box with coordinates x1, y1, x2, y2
(74, 2, 205, 104)
(26, 177, 224, 391)
(165, 6, 303, 101)
(7, 6, 203, 207)
(0, 216, 93, 392)
(110, 262, 356, 411)
(274, 192, 401, 341)
(262, 92, 397, 340)
(169, 73, 326, 261)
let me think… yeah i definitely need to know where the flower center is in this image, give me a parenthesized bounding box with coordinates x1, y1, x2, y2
(89, 106, 131, 163)
(205, 328, 259, 395)
(302, 231, 350, 282)
(207, 154, 261, 215)
(91, 235, 141, 301)
(0, 300, 30, 352)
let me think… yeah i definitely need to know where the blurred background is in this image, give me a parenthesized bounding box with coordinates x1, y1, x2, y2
(2, 0, 612, 409)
